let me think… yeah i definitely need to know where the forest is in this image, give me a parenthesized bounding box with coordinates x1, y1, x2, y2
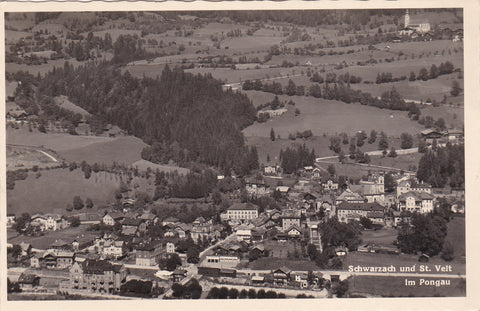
(31, 63, 258, 172)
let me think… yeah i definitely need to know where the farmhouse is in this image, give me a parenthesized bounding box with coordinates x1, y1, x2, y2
(420, 129, 444, 144)
(18, 273, 40, 291)
(245, 177, 270, 196)
(336, 202, 385, 224)
(272, 266, 292, 286)
(102, 212, 125, 226)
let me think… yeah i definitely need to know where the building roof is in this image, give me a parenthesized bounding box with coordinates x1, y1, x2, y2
(273, 266, 292, 275)
(18, 273, 39, 284)
(228, 203, 258, 211)
(82, 260, 123, 274)
(123, 218, 142, 227)
(105, 212, 124, 220)
(337, 202, 384, 212)
(398, 191, 434, 201)
(336, 189, 364, 202)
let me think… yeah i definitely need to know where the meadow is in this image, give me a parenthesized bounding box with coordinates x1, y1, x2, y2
(7, 168, 121, 216)
(242, 93, 424, 138)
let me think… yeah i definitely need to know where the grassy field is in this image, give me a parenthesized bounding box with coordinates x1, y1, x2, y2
(58, 136, 147, 166)
(242, 94, 424, 138)
(131, 159, 189, 175)
(54, 96, 91, 118)
(7, 127, 115, 152)
(6, 145, 58, 170)
(7, 168, 121, 216)
(361, 228, 397, 248)
(7, 224, 98, 250)
(348, 275, 466, 297)
(7, 127, 148, 166)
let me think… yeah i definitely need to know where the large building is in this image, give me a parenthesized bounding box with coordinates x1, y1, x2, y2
(397, 191, 434, 214)
(396, 179, 432, 198)
(336, 202, 385, 224)
(226, 203, 258, 221)
(67, 260, 127, 294)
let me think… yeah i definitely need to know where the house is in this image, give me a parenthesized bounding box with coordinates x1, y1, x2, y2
(18, 273, 40, 290)
(45, 214, 70, 231)
(245, 177, 270, 196)
(421, 129, 444, 144)
(19, 242, 32, 257)
(121, 226, 138, 236)
(162, 217, 180, 227)
(286, 226, 302, 239)
(55, 251, 76, 269)
(103, 212, 125, 226)
(272, 266, 291, 285)
(322, 179, 339, 191)
(7, 214, 16, 228)
(393, 211, 412, 227)
(135, 244, 157, 266)
(447, 129, 463, 142)
(67, 260, 127, 294)
(275, 186, 290, 195)
(236, 229, 252, 242)
(397, 191, 434, 214)
(139, 213, 159, 225)
(264, 164, 280, 175)
(226, 203, 259, 221)
(312, 168, 322, 179)
(102, 240, 126, 259)
(292, 272, 309, 288)
(51, 239, 69, 251)
(396, 179, 432, 198)
(30, 252, 43, 268)
(122, 218, 146, 233)
(336, 202, 385, 224)
(335, 189, 364, 205)
(281, 209, 301, 231)
(171, 269, 187, 283)
(166, 242, 176, 254)
(30, 215, 48, 231)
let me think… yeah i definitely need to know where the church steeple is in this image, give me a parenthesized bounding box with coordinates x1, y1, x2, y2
(404, 9, 410, 28)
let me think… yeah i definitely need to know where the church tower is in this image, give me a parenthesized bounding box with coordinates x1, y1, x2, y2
(404, 9, 410, 28)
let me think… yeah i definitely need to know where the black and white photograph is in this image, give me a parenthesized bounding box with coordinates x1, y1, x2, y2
(2, 2, 475, 306)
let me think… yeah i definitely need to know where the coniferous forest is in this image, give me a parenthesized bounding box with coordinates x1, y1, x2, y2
(35, 62, 258, 173)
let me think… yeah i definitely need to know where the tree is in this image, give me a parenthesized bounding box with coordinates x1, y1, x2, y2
(450, 80, 461, 96)
(400, 133, 414, 149)
(69, 161, 77, 171)
(409, 71, 416, 81)
(327, 164, 336, 176)
(165, 253, 182, 271)
(286, 79, 297, 96)
(270, 128, 276, 141)
(387, 147, 397, 158)
(368, 130, 377, 144)
(228, 288, 239, 299)
(69, 216, 80, 227)
(378, 131, 388, 150)
(73, 196, 84, 210)
(172, 283, 186, 298)
(360, 217, 373, 229)
(418, 139, 427, 153)
(187, 246, 200, 263)
(441, 241, 455, 261)
(418, 67, 429, 81)
(85, 198, 94, 209)
(384, 172, 396, 192)
(295, 108, 301, 116)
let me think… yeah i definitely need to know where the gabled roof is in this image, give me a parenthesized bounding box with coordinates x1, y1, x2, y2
(18, 273, 39, 284)
(123, 218, 142, 227)
(398, 191, 434, 201)
(228, 203, 258, 211)
(273, 266, 292, 275)
(82, 260, 123, 274)
(105, 212, 124, 220)
(336, 189, 364, 202)
(337, 202, 384, 212)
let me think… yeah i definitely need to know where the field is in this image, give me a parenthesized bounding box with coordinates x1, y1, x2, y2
(348, 275, 466, 297)
(54, 96, 91, 118)
(7, 168, 121, 216)
(242, 94, 424, 138)
(361, 228, 397, 248)
(57, 136, 147, 166)
(131, 159, 190, 175)
(7, 127, 148, 166)
(6, 145, 58, 170)
(7, 224, 98, 250)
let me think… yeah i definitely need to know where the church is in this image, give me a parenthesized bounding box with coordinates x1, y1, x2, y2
(399, 9, 431, 35)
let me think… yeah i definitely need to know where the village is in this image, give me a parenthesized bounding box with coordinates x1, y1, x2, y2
(5, 9, 466, 300)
